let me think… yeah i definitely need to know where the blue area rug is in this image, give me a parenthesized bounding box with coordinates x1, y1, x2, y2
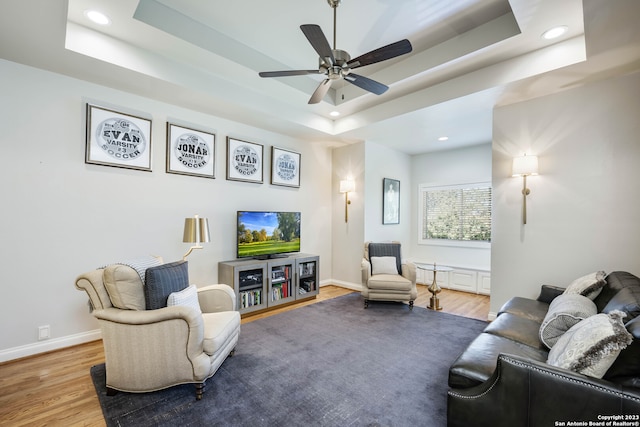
(90, 293, 487, 426)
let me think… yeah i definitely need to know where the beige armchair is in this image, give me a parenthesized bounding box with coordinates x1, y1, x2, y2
(361, 241, 417, 309)
(75, 260, 240, 400)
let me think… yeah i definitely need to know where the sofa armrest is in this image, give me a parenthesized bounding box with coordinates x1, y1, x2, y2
(361, 259, 371, 286)
(536, 284, 565, 304)
(448, 353, 640, 427)
(401, 261, 416, 285)
(197, 284, 236, 312)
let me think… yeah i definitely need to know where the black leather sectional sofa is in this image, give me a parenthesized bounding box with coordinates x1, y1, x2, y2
(447, 271, 640, 426)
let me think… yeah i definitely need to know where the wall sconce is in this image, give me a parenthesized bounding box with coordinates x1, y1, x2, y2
(512, 154, 539, 225)
(339, 179, 355, 223)
(182, 214, 210, 260)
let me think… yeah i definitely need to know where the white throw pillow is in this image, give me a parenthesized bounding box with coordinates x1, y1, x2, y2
(563, 271, 606, 300)
(167, 284, 202, 315)
(371, 256, 399, 275)
(547, 310, 633, 378)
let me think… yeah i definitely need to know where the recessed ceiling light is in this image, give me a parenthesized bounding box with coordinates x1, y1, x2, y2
(438, 136, 449, 141)
(541, 26, 568, 40)
(330, 111, 340, 117)
(85, 10, 111, 26)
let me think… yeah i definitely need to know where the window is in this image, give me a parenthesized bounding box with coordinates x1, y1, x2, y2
(419, 183, 491, 246)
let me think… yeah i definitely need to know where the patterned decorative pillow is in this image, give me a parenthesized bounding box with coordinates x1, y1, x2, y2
(371, 256, 399, 275)
(564, 271, 606, 300)
(167, 284, 202, 315)
(547, 310, 633, 378)
(144, 261, 189, 310)
(539, 294, 597, 349)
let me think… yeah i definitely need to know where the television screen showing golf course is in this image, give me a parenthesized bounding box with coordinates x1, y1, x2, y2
(237, 211, 301, 258)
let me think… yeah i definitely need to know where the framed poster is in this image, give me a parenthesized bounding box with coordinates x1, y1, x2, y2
(383, 178, 400, 224)
(271, 146, 301, 188)
(226, 137, 264, 183)
(166, 123, 215, 179)
(85, 103, 152, 171)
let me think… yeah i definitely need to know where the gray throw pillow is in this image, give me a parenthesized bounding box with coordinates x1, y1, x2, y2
(144, 261, 189, 310)
(547, 310, 633, 378)
(539, 294, 597, 349)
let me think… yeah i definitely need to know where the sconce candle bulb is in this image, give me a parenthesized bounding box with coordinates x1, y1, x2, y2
(512, 155, 539, 225)
(339, 179, 355, 223)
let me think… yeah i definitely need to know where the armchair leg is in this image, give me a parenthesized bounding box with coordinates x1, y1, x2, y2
(106, 387, 118, 396)
(364, 299, 369, 309)
(409, 300, 414, 310)
(195, 383, 204, 400)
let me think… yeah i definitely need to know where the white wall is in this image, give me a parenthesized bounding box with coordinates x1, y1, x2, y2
(410, 144, 492, 269)
(331, 142, 365, 288)
(491, 70, 640, 315)
(0, 59, 333, 360)
(364, 141, 412, 244)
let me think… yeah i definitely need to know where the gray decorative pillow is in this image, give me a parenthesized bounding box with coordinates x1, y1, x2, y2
(539, 294, 597, 349)
(144, 261, 189, 310)
(563, 271, 606, 300)
(547, 310, 633, 378)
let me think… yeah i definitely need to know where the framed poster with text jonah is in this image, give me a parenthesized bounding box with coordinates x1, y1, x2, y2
(226, 137, 264, 184)
(271, 146, 300, 188)
(85, 104, 152, 171)
(166, 123, 215, 179)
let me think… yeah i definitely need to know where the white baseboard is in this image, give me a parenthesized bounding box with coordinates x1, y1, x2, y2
(324, 280, 362, 291)
(488, 311, 498, 321)
(0, 330, 101, 363)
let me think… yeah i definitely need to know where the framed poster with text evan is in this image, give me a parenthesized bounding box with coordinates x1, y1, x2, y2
(85, 103, 152, 171)
(226, 137, 264, 183)
(383, 178, 400, 224)
(166, 123, 215, 179)
(271, 146, 300, 188)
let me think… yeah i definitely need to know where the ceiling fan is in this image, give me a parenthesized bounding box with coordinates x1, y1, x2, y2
(258, 0, 413, 104)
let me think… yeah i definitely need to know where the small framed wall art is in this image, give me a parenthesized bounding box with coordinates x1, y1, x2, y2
(166, 123, 216, 179)
(271, 146, 301, 188)
(85, 103, 152, 171)
(383, 177, 400, 224)
(226, 137, 264, 183)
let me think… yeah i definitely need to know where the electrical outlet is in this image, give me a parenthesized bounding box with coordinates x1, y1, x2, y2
(38, 325, 50, 341)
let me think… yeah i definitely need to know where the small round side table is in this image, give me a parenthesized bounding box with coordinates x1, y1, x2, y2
(415, 263, 453, 310)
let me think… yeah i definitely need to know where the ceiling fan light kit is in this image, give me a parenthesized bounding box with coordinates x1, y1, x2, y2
(259, 0, 412, 104)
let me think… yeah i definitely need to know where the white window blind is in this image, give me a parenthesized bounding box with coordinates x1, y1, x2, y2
(420, 183, 491, 243)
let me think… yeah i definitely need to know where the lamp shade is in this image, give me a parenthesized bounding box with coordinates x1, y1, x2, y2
(512, 155, 539, 177)
(339, 179, 355, 193)
(183, 216, 210, 244)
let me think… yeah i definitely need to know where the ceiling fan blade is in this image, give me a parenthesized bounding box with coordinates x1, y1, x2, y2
(347, 39, 412, 69)
(300, 24, 335, 65)
(308, 79, 332, 104)
(344, 73, 388, 95)
(259, 70, 320, 78)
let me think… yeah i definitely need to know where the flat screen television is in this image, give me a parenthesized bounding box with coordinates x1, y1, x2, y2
(237, 211, 301, 259)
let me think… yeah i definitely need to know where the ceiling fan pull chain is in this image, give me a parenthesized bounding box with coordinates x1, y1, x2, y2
(333, 4, 337, 50)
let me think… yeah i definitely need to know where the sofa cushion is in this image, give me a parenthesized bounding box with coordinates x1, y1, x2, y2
(594, 271, 640, 312)
(603, 316, 640, 387)
(103, 264, 146, 310)
(371, 256, 399, 275)
(367, 274, 412, 291)
(167, 284, 201, 315)
(144, 261, 189, 310)
(563, 271, 606, 300)
(202, 311, 241, 356)
(547, 311, 634, 378)
(539, 294, 597, 349)
(601, 286, 640, 322)
(448, 332, 549, 389)
(484, 313, 547, 351)
(102, 256, 163, 310)
(498, 297, 550, 323)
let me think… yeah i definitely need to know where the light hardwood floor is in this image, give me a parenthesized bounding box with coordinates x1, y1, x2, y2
(0, 285, 489, 426)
